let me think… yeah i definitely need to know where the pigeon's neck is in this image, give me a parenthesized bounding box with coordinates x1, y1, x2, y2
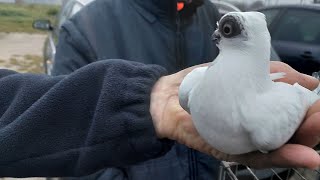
(216, 44, 271, 91)
(220, 40, 270, 73)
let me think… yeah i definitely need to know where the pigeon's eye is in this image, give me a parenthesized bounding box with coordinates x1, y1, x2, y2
(223, 24, 232, 35)
(219, 16, 242, 38)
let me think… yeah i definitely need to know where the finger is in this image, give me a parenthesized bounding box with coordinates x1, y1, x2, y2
(270, 61, 319, 90)
(270, 61, 291, 73)
(231, 144, 320, 169)
(306, 100, 320, 119)
(269, 144, 320, 170)
(292, 111, 320, 147)
(296, 73, 319, 91)
(274, 71, 318, 90)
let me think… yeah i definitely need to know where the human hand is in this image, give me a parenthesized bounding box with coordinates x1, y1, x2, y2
(150, 63, 215, 153)
(150, 61, 320, 170)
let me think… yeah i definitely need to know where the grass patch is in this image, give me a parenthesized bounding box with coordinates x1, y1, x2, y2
(7, 54, 44, 73)
(0, 3, 60, 33)
(22, 54, 43, 73)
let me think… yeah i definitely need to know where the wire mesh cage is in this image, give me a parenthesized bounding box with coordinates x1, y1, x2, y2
(218, 161, 320, 180)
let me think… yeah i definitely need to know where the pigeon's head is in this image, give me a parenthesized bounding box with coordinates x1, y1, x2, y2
(212, 12, 270, 49)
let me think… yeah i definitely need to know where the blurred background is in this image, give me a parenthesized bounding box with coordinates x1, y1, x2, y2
(0, 0, 60, 73)
(0, 0, 319, 75)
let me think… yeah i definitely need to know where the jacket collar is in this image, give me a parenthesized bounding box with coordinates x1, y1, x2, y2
(130, 0, 178, 23)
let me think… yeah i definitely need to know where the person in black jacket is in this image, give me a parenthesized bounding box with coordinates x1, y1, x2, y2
(52, 0, 225, 179)
(51, 0, 320, 179)
(1, 59, 320, 178)
(0, 60, 211, 177)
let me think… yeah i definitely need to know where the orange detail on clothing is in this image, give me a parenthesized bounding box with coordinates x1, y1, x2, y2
(177, 2, 184, 11)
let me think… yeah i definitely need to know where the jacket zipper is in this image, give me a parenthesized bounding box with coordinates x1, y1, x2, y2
(176, 9, 196, 180)
(188, 148, 197, 180)
(176, 13, 197, 179)
(175, 13, 185, 71)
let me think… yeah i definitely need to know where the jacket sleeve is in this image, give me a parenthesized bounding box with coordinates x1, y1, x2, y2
(0, 60, 173, 178)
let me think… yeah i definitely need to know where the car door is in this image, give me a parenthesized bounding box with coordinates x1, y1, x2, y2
(47, 0, 85, 75)
(43, 0, 75, 75)
(259, 8, 283, 27)
(269, 8, 320, 75)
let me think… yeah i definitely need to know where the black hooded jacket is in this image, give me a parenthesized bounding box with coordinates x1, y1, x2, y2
(52, 0, 222, 179)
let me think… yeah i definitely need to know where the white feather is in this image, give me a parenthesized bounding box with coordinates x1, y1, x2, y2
(270, 72, 286, 81)
(179, 66, 208, 113)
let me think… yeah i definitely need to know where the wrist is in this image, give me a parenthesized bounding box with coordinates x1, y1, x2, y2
(150, 75, 179, 139)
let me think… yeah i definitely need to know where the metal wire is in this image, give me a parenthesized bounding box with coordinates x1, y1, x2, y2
(218, 162, 320, 180)
(292, 168, 307, 180)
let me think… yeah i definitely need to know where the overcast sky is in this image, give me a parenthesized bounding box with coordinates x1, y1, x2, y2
(0, 0, 61, 4)
(219, 0, 313, 4)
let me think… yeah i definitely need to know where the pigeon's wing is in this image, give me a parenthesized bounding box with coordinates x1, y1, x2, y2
(242, 86, 304, 152)
(179, 66, 208, 113)
(270, 72, 286, 81)
(243, 83, 319, 152)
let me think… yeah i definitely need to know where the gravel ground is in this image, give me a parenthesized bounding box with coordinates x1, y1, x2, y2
(0, 32, 46, 73)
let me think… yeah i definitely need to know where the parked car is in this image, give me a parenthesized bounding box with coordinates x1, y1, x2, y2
(211, 0, 241, 16)
(33, 0, 94, 75)
(219, 0, 265, 11)
(257, 5, 320, 75)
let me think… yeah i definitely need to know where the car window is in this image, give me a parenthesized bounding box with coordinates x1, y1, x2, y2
(57, 1, 74, 30)
(272, 9, 320, 44)
(70, 2, 84, 17)
(260, 9, 280, 26)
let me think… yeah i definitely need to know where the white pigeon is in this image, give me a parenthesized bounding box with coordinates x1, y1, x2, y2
(179, 12, 320, 155)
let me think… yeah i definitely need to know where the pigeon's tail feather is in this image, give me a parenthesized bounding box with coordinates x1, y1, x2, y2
(270, 72, 286, 81)
(313, 83, 320, 95)
(294, 83, 320, 106)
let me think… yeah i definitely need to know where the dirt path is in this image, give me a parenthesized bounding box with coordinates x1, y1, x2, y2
(0, 32, 46, 73)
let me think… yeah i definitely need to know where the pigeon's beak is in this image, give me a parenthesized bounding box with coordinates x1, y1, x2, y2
(212, 30, 221, 43)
